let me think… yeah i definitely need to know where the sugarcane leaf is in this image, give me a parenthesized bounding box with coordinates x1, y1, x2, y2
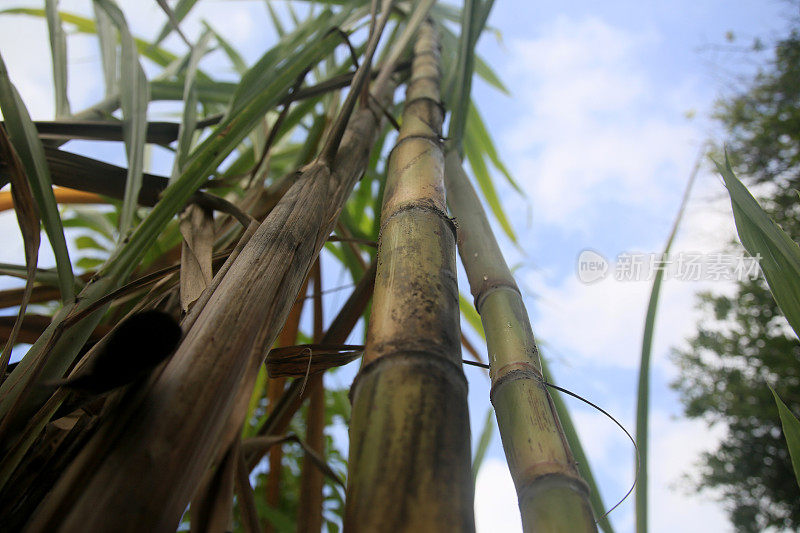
(467, 102, 521, 194)
(202, 21, 247, 74)
(459, 292, 485, 339)
(92, 0, 149, 237)
(101, 26, 342, 282)
(172, 29, 213, 178)
(63, 210, 116, 241)
(635, 151, 700, 533)
(0, 51, 74, 303)
(262, 504, 298, 531)
(265, 0, 287, 38)
(45, 0, 70, 118)
(92, 1, 117, 96)
(446, 0, 479, 153)
(75, 234, 110, 252)
(474, 54, 509, 95)
(716, 154, 800, 338)
(76, 257, 106, 270)
(463, 126, 517, 243)
(0, 126, 40, 373)
(150, 78, 237, 105)
(154, 0, 192, 48)
(228, 9, 345, 117)
(769, 386, 800, 489)
(0, 263, 59, 285)
(472, 406, 495, 485)
(243, 364, 268, 439)
(179, 205, 214, 312)
(153, 0, 200, 47)
(266, 344, 363, 378)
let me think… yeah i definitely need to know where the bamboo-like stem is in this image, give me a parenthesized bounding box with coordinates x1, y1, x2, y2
(296, 260, 325, 532)
(264, 272, 309, 532)
(234, 443, 263, 533)
(344, 21, 474, 532)
(443, 149, 596, 532)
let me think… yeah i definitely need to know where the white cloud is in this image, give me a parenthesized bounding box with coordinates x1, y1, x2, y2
(525, 178, 741, 371)
(475, 458, 522, 533)
(502, 16, 709, 231)
(649, 413, 730, 533)
(474, 412, 728, 533)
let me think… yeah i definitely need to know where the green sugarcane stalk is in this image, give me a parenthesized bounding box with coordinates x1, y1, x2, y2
(444, 149, 597, 532)
(345, 21, 475, 532)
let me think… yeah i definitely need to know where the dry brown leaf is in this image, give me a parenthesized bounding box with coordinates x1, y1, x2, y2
(266, 343, 363, 378)
(179, 205, 214, 313)
(0, 125, 40, 374)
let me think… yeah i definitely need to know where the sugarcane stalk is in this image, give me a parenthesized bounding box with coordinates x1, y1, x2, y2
(444, 149, 596, 532)
(296, 260, 325, 533)
(24, 5, 397, 528)
(345, 20, 475, 532)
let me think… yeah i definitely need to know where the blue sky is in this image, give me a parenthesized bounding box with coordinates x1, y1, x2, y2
(0, 1, 795, 531)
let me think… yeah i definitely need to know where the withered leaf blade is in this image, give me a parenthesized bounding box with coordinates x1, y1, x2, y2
(0, 125, 40, 374)
(266, 344, 363, 378)
(179, 205, 214, 313)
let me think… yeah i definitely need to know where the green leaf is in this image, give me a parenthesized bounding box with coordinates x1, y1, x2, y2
(243, 364, 268, 439)
(92, 0, 150, 237)
(202, 21, 247, 74)
(0, 51, 75, 302)
(716, 153, 800, 338)
(172, 29, 213, 179)
(0, 126, 41, 373)
(75, 235, 110, 252)
(265, 0, 287, 38)
(0, 263, 62, 286)
(63, 210, 117, 241)
(92, 2, 117, 96)
(463, 124, 517, 243)
(153, 0, 200, 47)
(474, 55, 509, 95)
(769, 386, 800, 489)
(446, 0, 479, 152)
(76, 257, 106, 270)
(467, 102, 522, 194)
(149, 79, 237, 105)
(100, 18, 342, 282)
(45, 0, 70, 117)
(472, 406, 494, 485)
(459, 292, 485, 339)
(636, 151, 701, 533)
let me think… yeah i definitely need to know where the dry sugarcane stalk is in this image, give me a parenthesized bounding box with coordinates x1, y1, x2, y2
(24, 5, 397, 530)
(344, 20, 475, 532)
(444, 148, 596, 532)
(296, 260, 325, 533)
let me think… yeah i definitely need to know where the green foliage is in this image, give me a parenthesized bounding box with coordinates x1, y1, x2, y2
(674, 277, 800, 531)
(635, 153, 699, 533)
(716, 155, 800, 338)
(770, 387, 800, 490)
(713, 32, 800, 190)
